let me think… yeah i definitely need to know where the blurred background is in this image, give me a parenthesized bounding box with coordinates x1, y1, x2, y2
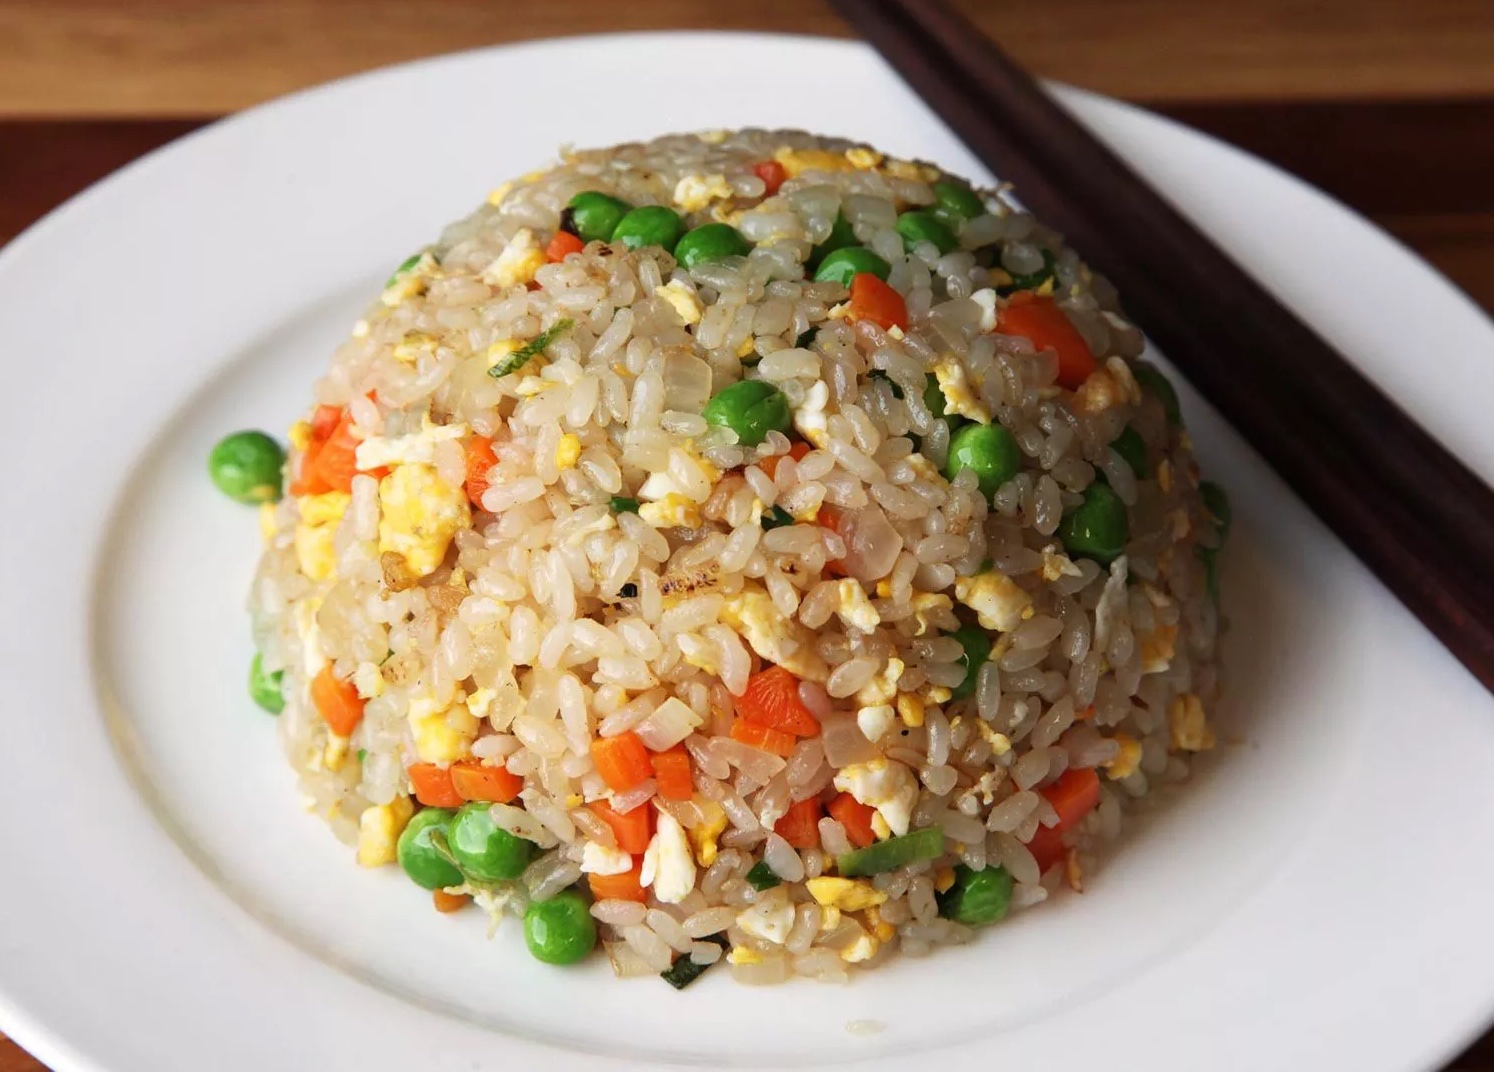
(0, 0, 1491, 1069)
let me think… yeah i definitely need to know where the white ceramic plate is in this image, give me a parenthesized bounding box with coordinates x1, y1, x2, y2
(3, 31, 1493, 1072)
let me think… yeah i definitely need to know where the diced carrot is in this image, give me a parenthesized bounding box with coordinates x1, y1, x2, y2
(1075, 705, 1096, 721)
(1027, 767, 1103, 871)
(1026, 823, 1067, 872)
(828, 792, 877, 848)
(545, 230, 585, 263)
(590, 731, 654, 793)
(590, 799, 653, 854)
(730, 719, 797, 758)
(753, 160, 788, 197)
(432, 889, 471, 913)
(816, 503, 851, 578)
(1043, 767, 1102, 829)
(408, 763, 464, 808)
(650, 746, 694, 801)
(310, 404, 342, 441)
(998, 292, 1097, 390)
(465, 434, 499, 509)
(738, 665, 820, 737)
(848, 272, 908, 331)
(774, 796, 823, 849)
(307, 412, 363, 493)
(758, 440, 811, 480)
(310, 665, 364, 736)
(589, 861, 648, 903)
(450, 759, 523, 804)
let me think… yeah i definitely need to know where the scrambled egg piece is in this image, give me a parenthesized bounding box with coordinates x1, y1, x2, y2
(856, 704, 896, 743)
(896, 693, 925, 729)
(736, 889, 796, 945)
(845, 146, 883, 169)
(841, 931, 880, 964)
(773, 146, 854, 178)
(1169, 693, 1215, 752)
(1104, 732, 1143, 780)
(391, 330, 437, 365)
(288, 421, 312, 451)
(805, 877, 888, 912)
(673, 172, 734, 213)
(678, 634, 721, 676)
(833, 579, 880, 633)
(736, 336, 757, 358)
(487, 181, 515, 206)
(323, 733, 350, 772)
(882, 158, 942, 183)
(292, 596, 325, 679)
(793, 380, 831, 449)
(1041, 546, 1084, 583)
(933, 867, 957, 894)
(480, 228, 545, 289)
(687, 801, 728, 867)
(465, 687, 495, 720)
(554, 433, 582, 471)
(356, 796, 414, 867)
(639, 494, 702, 529)
(356, 417, 469, 470)
(727, 946, 763, 966)
(909, 591, 954, 637)
(377, 464, 470, 579)
(641, 811, 696, 904)
(855, 657, 905, 706)
(638, 446, 720, 503)
(258, 502, 279, 543)
(904, 452, 941, 485)
(294, 491, 350, 582)
(381, 252, 436, 306)
(721, 585, 830, 683)
(970, 289, 999, 333)
(1073, 365, 1125, 415)
(353, 661, 386, 700)
(932, 354, 991, 424)
(580, 841, 635, 876)
(974, 720, 1012, 755)
(955, 572, 1033, 632)
(865, 904, 897, 944)
(1139, 623, 1178, 674)
(833, 759, 918, 836)
(656, 279, 703, 325)
(408, 692, 480, 764)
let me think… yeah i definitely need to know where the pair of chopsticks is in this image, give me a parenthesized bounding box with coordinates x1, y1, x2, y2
(832, 0, 1494, 694)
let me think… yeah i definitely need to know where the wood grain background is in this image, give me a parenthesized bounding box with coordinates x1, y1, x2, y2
(1, 0, 1491, 1068)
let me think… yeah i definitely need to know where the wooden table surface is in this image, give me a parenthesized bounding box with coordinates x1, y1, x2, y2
(1, 1, 1491, 1068)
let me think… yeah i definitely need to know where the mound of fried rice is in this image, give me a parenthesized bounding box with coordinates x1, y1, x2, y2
(248, 128, 1225, 984)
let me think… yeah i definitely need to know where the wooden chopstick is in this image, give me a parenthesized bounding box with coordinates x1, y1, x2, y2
(831, 0, 1494, 693)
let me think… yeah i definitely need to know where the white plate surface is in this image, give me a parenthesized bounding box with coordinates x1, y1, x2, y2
(2, 31, 1494, 1072)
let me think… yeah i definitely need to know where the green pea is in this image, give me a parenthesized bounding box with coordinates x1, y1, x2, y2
(524, 889, 598, 965)
(996, 248, 1057, 295)
(1133, 362, 1182, 426)
(610, 496, 640, 514)
(1200, 481, 1231, 542)
(1060, 482, 1130, 566)
(674, 223, 751, 270)
(209, 430, 285, 504)
(812, 247, 891, 287)
(932, 180, 986, 221)
(947, 625, 992, 701)
(565, 191, 631, 244)
(248, 654, 284, 714)
(397, 808, 464, 891)
(1110, 426, 1148, 479)
(937, 864, 1013, 925)
(611, 205, 684, 252)
(896, 210, 958, 255)
(447, 802, 536, 882)
(944, 422, 1021, 499)
(809, 213, 857, 268)
(702, 380, 792, 447)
